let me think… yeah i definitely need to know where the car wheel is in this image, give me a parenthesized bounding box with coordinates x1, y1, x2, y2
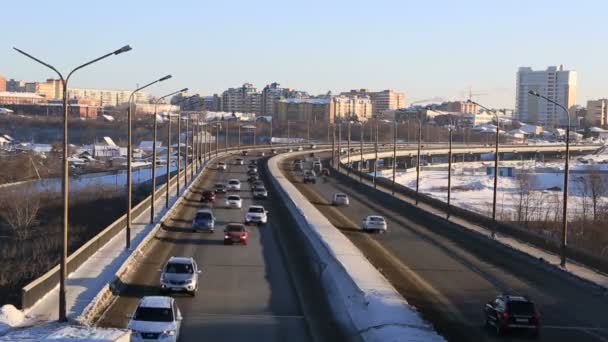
(190, 290, 196, 297)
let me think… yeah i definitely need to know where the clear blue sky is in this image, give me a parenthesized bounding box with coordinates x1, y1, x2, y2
(4, 0, 607, 108)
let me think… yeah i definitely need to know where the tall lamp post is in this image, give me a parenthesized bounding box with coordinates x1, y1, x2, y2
(467, 100, 500, 233)
(359, 122, 364, 182)
(13, 44, 132, 323)
(151, 87, 187, 224)
(415, 116, 422, 204)
(347, 121, 351, 175)
(529, 90, 571, 267)
(127, 75, 172, 249)
(372, 118, 378, 188)
(392, 119, 397, 194)
(447, 124, 454, 217)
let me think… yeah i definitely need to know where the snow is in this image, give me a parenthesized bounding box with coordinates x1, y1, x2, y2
(0, 322, 129, 341)
(378, 146, 608, 220)
(0, 305, 25, 334)
(268, 152, 445, 341)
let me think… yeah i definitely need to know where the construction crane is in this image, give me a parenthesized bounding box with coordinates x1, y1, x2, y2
(465, 86, 488, 101)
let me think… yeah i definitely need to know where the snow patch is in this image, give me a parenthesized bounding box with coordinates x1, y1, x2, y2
(0, 305, 25, 333)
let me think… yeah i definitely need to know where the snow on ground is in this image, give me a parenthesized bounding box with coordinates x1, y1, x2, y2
(0, 322, 129, 341)
(378, 146, 608, 220)
(0, 305, 25, 334)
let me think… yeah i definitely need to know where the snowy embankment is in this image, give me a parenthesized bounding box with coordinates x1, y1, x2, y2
(269, 152, 444, 342)
(0, 305, 129, 341)
(377, 147, 608, 220)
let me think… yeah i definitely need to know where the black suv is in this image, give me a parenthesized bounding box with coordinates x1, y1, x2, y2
(485, 294, 540, 337)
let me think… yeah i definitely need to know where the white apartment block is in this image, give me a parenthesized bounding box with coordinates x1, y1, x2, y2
(68, 88, 149, 107)
(516, 65, 577, 127)
(221, 83, 262, 114)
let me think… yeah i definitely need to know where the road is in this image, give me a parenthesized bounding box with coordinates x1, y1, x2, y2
(97, 154, 340, 341)
(283, 153, 608, 342)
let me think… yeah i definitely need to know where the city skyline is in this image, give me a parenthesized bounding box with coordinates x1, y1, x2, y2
(4, 0, 608, 108)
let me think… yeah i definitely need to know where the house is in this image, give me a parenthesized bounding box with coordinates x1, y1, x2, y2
(486, 166, 516, 177)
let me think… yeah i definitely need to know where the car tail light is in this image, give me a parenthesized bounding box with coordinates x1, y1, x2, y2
(533, 311, 540, 323)
(224, 235, 229, 239)
(501, 312, 509, 321)
(241, 234, 247, 238)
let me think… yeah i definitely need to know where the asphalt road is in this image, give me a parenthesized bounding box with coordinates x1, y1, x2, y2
(97, 154, 338, 341)
(283, 153, 608, 342)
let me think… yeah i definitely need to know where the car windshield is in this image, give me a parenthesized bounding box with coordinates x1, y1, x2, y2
(203, 191, 214, 196)
(508, 301, 535, 315)
(229, 180, 239, 184)
(227, 225, 244, 232)
(254, 187, 265, 191)
(369, 217, 384, 222)
(165, 262, 193, 274)
(195, 212, 212, 220)
(228, 196, 240, 201)
(215, 184, 224, 188)
(336, 194, 346, 198)
(249, 207, 264, 213)
(134, 307, 174, 322)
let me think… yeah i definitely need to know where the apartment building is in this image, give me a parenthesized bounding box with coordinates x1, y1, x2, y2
(437, 101, 479, 114)
(516, 65, 577, 127)
(221, 83, 261, 114)
(261, 82, 309, 116)
(275, 95, 372, 124)
(0, 75, 6, 92)
(68, 87, 149, 107)
(586, 99, 608, 127)
(342, 89, 405, 116)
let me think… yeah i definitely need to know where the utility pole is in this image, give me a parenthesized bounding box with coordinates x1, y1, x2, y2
(347, 122, 351, 175)
(359, 123, 363, 182)
(416, 118, 422, 204)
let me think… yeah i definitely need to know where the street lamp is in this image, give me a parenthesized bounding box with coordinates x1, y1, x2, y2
(359, 122, 364, 182)
(392, 119, 397, 195)
(372, 118, 379, 188)
(151, 87, 187, 224)
(415, 116, 422, 204)
(347, 121, 351, 175)
(447, 124, 454, 217)
(528, 90, 571, 267)
(13, 44, 132, 323)
(127, 74, 172, 249)
(467, 100, 500, 234)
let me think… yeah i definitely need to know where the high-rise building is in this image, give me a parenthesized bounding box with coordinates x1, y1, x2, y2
(516, 65, 577, 127)
(221, 83, 261, 114)
(0, 75, 6, 92)
(586, 99, 608, 128)
(261, 82, 309, 116)
(341, 89, 405, 116)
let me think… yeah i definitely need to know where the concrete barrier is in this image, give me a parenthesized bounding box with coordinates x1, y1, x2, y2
(267, 151, 444, 342)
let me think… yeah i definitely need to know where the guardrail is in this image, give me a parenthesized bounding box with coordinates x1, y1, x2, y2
(19, 142, 316, 311)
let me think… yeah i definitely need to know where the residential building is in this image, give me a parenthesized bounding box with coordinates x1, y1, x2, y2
(586, 99, 608, 128)
(21, 79, 63, 99)
(275, 95, 372, 124)
(68, 87, 149, 107)
(275, 98, 331, 123)
(118, 102, 179, 116)
(221, 83, 261, 114)
(202, 94, 222, 111)
(437, 101, 479, 114)
(261, 82, 309, 116)
(6, 79, 26, 92)
(341, 89, 405, 116)
(0, 75, 6, 92)
(516, 65, 577, 127)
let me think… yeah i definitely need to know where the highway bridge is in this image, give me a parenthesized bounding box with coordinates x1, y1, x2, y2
(13, 143, 608, 342)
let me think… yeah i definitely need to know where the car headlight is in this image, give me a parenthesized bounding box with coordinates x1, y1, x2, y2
(161, 329, 176, 337)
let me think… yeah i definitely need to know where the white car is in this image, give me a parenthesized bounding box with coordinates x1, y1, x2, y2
(234, 158, 244, 165)
(160, 257, 201, 295)
(128, 296, 182, 342)
(361, 215, 387, 233)
(227, 179, 241, 191)
(245, 205, 268, 225)
(332, 193, 350, 206)
(296, 146, 303, 151)
(217, 162, 227, 171)
(225, 195, 243, 209)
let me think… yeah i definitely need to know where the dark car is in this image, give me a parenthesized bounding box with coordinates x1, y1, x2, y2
(242, 150, 249, 156)
(485, 294, 540, 337)
(251, 180, 264, 189)
(192, 209, 215, 233)
(303, 170, 316, 184)
(321, 168, 330, 176)
(200, 190, 216, 203)
(224, 223, 248, 245)
(248, 174, 260, 183)
(252, 186, 268, 199)
(247, 169, 258, 176)
(213, 183, 227, 194)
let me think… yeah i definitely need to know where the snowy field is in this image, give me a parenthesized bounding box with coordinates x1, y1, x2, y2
(377, 146, 608, 221)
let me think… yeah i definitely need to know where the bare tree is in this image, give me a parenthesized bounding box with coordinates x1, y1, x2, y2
(0, 186, 40, 240)
(586, 168, 607, 221)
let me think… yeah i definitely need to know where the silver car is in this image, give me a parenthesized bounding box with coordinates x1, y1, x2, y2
(160, 257, 201, 296)
(192, 209, 215, 233)
(361, 215, 387, 233)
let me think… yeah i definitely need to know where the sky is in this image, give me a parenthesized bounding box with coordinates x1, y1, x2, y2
(3, 0, 607, 108)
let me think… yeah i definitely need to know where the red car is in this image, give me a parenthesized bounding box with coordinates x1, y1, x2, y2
(200, 190, 216, 203)
(224, 223, 248, 245)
